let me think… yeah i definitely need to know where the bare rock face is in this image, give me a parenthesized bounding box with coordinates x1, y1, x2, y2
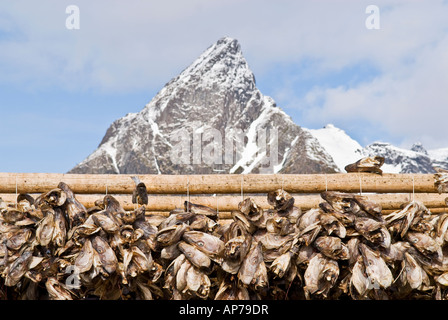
(363, 142, 436, 174)
(69, 37, 339, 174)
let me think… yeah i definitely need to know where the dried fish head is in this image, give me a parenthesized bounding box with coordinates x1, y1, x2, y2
(119, 225, 134, 244)
(406, 231, 443, 261)
(178, 241, 211, 269)
(4, 249, 33, 286)
(319, 212, 346, 238)
(164, 253, 186, 289)
(189, 214, 218, 232)
(74, 238, 94, 274)
(2, 208, 26, 224)
(350, 257, 370, 298)
(45, 277, 73, 300)
(91, 235, 118, 275)
(156, 223, 189, 247)
(52, 208, 67, 247)
(304, 253, 339, 298)
(401, 252, 426, 290)
(131, 245, 153, 273)
(36, 209, 55, 246)
(184, 201, 218, 220)
(359, 243, 393, 289)
(267, 189, 295, 214)
(6, 228, 32, 251)
(182, 230, 224, 262)
(222, 231, 252, 274)
(238, 198, 263, 223)
(320, 191, 354, 213)
(270, 251, 292, 278)
(186, 265, 211, 299)
(231, 210, 256, 234)
(314, 236, 349, 260)
(131, 177, 148, 206)
(91, 212, 120, 233)
(238, 241, 264, 286)
(351, 195, 383, 218)
(344, 156, 385, 174)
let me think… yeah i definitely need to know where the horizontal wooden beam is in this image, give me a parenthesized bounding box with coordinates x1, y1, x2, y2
(0, 172, 439, 194)
(2, 192, 447, 213)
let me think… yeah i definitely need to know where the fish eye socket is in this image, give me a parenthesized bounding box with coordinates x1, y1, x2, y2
(198, 241, 204, 247)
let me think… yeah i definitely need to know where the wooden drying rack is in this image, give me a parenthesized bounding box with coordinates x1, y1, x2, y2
(0, 172, 447, 218)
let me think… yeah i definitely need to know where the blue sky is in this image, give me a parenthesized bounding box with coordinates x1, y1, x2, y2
(1, 0, 448, 173)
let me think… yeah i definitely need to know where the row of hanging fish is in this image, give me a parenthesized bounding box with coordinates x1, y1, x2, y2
(2, 179, 448, 300)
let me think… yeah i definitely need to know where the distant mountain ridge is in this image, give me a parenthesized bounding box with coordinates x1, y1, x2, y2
(306, 124, 448, 173)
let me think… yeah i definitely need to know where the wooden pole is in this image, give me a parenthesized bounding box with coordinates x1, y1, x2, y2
(2, 192, 447, 212)
(0, 172, 439, 194)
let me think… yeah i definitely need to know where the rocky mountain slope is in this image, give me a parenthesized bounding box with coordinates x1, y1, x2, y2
(70, 37, 339, 174)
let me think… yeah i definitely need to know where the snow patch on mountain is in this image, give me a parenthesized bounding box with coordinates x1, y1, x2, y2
(304, 124, 364, 172)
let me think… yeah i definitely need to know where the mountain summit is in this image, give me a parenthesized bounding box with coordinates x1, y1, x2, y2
(70, 37, 339, 174)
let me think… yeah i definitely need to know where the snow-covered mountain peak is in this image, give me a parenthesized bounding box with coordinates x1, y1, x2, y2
(70, 38, 339, 175)
(411, 142, 428, 155)
(304, 124, 364, 172)
(171, 36, 255, 92)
